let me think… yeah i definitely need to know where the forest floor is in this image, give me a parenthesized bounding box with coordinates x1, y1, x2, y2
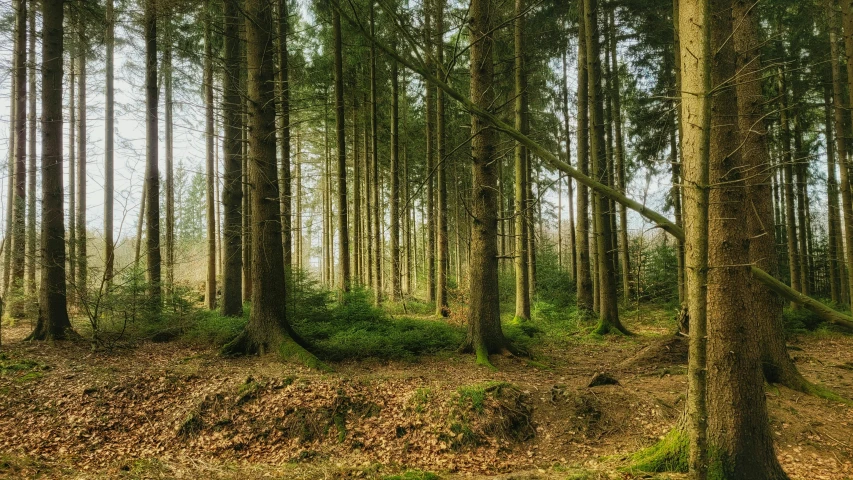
(0, 305, 852, 480)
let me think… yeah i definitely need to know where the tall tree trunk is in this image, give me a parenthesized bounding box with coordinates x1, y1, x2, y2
(424, 0, 436, 304)
(828, 3, 849, 304)
(222, 0, 316, 365)
(104, 0, 115, 286)
(460, 0, 510, 365)
(144, 0, 162, 306)
(734, 0, 813, 395)
(575, 0, 594, 311)
(28, 0, 72, 340)
(608, 8, 630, 300)
(778, 69, 801, 298)
(677, 0, 710, 473)
(672, 0, 686, 306)
(333, 5, 350, 293)
(391, 53, 402, 301)
(10, 0, 27, 305)
(204, 0, 217, 310)
(221, 0, 244, 317)
(26, 0, 37, 295)
(513, 0, 531, 322)
(792, 106, 810, 296)
(68, 45, 76, 293)
(76, 0, 87, 300)
(242, 72, 253, 301)
(353, 93, 362, 283)
(370, 4, 381, 303)
(838, 0, 853, 305)
(705, 1, 789, 477)
(435, 0, 448, 315)
(824, 88, 842, 303)
(562, 50, 576, 281)
(296, 133, 303, 270)
(584, 0, 626, 335)
(164, 15, 175, 298)
(278, 0, 292, 273)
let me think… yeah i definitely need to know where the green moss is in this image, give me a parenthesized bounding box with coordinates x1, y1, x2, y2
(627, 428, 689, 473)
(278, 338, 331, 372)
(0, 355, 48, 383)
(411, 387, 432, 413)
(456, 381, 512, 413)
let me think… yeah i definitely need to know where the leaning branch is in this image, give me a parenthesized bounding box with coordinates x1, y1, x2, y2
(338, 4, 853, 333)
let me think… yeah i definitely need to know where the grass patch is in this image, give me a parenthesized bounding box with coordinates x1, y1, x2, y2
(0, 354, 48, 383)
(383, 469, 440, 480)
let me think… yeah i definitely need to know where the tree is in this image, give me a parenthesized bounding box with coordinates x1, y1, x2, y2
(513, 0, 531, 323)
(584, 0, 627, 335)
(704, 0, 788, 476)
(222, 0, 317, 367)
(391, 43, 402, 301)
(205, 0, 216, 310)
(333, 2, 351, 293)
(10, 0, 27, 306)
(575, 0, 594, 311)
(459, 0, 511, 365)
(76, 0, 88, 299)
(278, 0, 292, 273)
(28, 0, 73, 340)
(435, 0, 448, 315)
(26, 0, 37, 295)
(144, 0, 162, 306)
(221, 0, 243, 317)
(104, 0, 115, 285)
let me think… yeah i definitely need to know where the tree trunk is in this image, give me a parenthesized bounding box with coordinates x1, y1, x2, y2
(584, 0, 626, 335)
(513, 0, 530, 322)
(575, 0, 594, 311)
(353, 93, 362, 283)
(460, 0, 510, 366)
(677, 0, 710, 474)
(424, 0, 436, 305)
(10, 0, 27, 305)
(222, 0, 317, 367)
(706, 1, 788, 476)
(221, 0, 244, 317)
(562, 50, 576, 281)
(391, 53, 402, 301)
(778, 69, 801, 299)
(838, 0, 853, 305)
(734, 0, 813, 396)
(28, 0, 72, 340)
(26, 0, 37, 295)
(164, 15, 174, 298)
(104, 0, 115, 286)
(333, 5, 350, 293)
(608, 8, 630, 300)
(370, 5, 381, 303)
(435, 0, 448, 315)
(144, 0, 162, 306)
(278, 0, 292, 273)
(76, 0, 87, 300)
(205, 0, 217, 310)
(68, 45, 76, 293)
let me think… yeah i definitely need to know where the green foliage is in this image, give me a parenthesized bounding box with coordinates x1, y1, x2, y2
(782, 306, 826, 333)
(456, 381, 512, 413)
(533, 246, 576, 308)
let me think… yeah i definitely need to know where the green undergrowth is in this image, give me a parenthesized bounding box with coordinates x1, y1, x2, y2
(0, 353, 49, 383)
(627, 428, 688, 473)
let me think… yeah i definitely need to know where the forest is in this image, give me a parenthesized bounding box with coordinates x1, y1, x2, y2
(0, 0, 852, 478)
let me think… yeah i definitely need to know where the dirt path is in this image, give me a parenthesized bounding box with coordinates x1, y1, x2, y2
(0, 320, 851, 479)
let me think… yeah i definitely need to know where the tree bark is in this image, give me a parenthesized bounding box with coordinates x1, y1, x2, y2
(778, 69, 801, 299)
(333, 5, 350, 294)
(391, 52, 402, 301)
(370, 6, 381, 303)
(221, 0, 244, 317)
(424, 0, 436, 304)
(278, 0, 292, 273)
(26, 0, 37, 295)
(513, 0, 530, 322)
(144, 0, 162, 306)
(104, 0, 115, 286)
(10, 0, 27, 306)
(222, 0, 316, 367)
(205, 0, 217, 310)
(706, 1, 789, 476)
(584, 0, 626, 335)
(29, 0, 73, 340)
(459, 0, 510, 365)
(76, 0, 87, 299)
(837, 0, 853, 306)
(435, 0, 448, 315)
(575, 0, 594, 311)
(164, 14, 174, 297)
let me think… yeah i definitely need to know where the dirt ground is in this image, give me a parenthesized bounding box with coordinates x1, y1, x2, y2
(0, 315, 851, 480)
